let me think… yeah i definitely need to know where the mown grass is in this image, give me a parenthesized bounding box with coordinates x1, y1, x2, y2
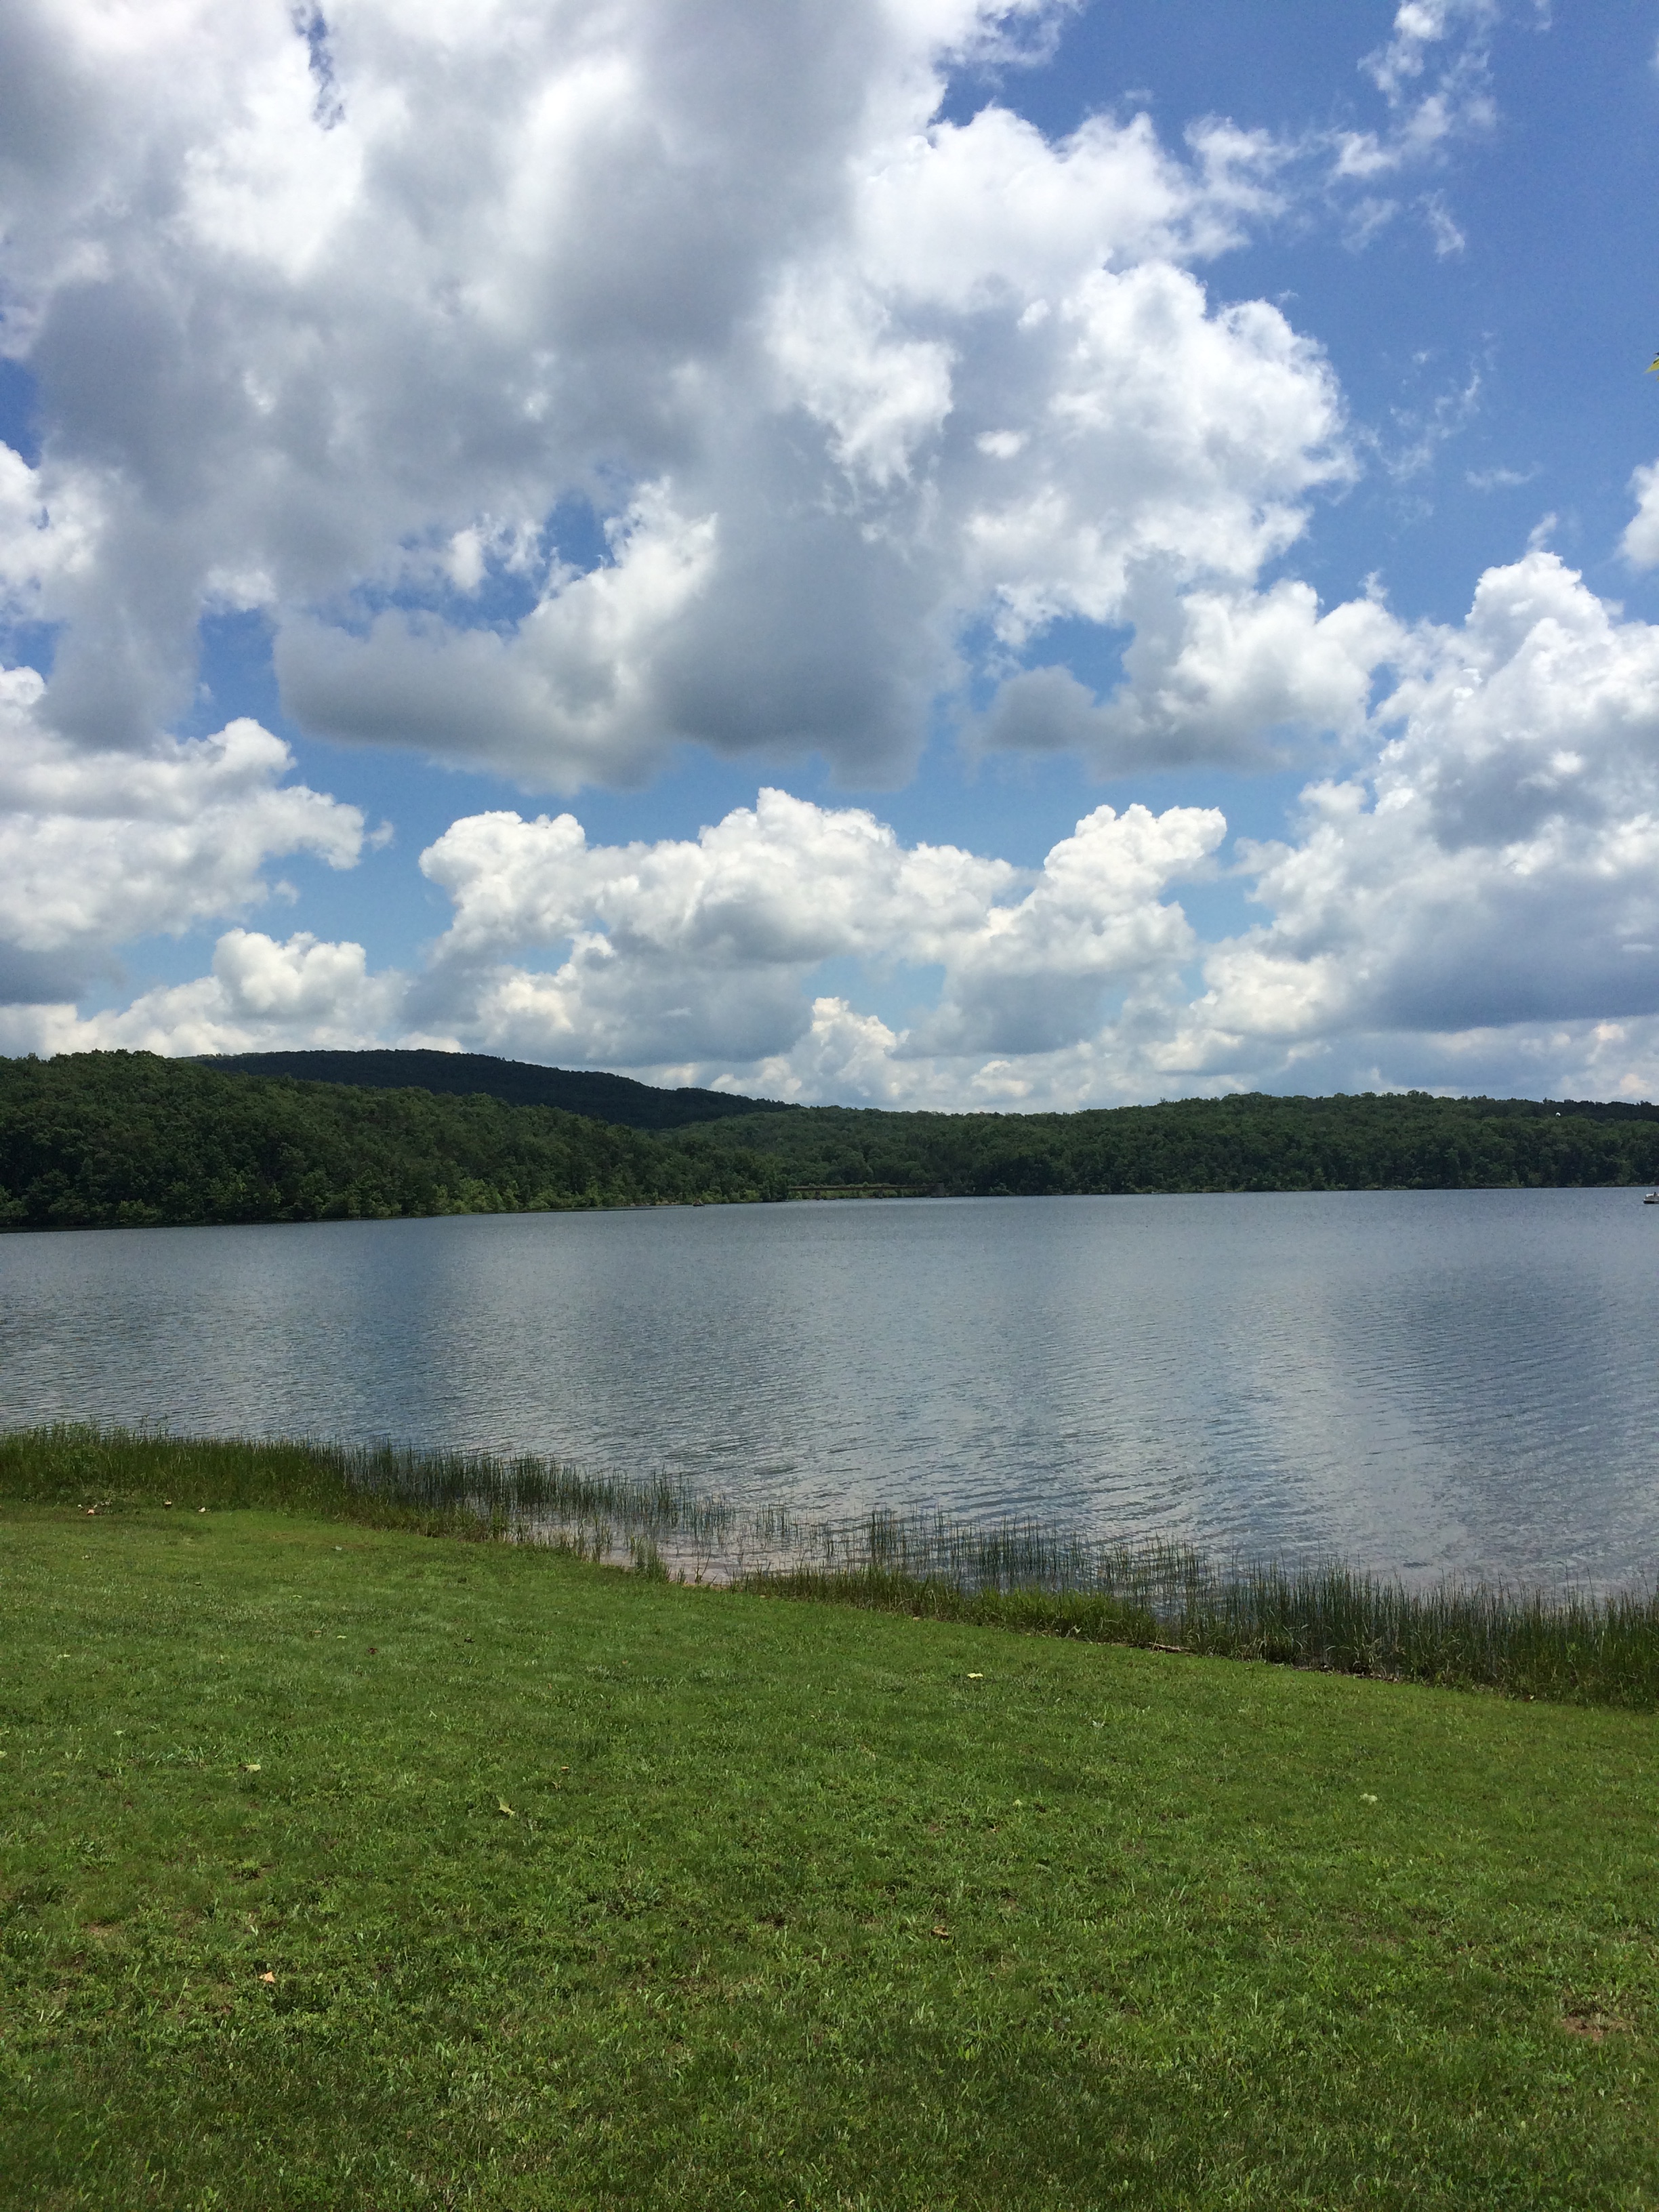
(9, 1426, 1659, 1711)
(5, 1493, 1659, 2210)
(747, 1561, 1659, 1711)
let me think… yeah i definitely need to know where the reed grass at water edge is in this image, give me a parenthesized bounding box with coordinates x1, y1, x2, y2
(5, 1422, 1656, 1710)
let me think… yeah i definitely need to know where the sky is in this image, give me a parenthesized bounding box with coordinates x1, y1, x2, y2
(5, 0, 1659, 1109)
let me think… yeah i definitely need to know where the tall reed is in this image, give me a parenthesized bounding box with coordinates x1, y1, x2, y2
(0, 1421, 734, 1550)
(5, 1422, 1656, 1708)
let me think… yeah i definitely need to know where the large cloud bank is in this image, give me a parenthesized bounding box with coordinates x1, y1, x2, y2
(2, 0, 1364, 784)
(27, 546, 1659, 1107)
(6, 0, 1659, 1103)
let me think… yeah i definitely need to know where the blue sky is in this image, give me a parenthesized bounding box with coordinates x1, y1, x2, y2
(4, 0, 1659, 1105)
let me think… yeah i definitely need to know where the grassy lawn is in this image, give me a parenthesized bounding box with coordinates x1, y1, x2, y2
(2, 1503, 1657, 2209)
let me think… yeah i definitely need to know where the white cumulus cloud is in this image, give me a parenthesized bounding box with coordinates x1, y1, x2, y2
(11, 0, 1650, 1113)
(10, 928, 401, 1059)
(409, 786, 1221, 1076)
(1621, 460, 1659, 569)
(0, 0, 1366, 792)
(35, 548, 1659, 1109)
(1190, 552, 1659, 1063)
(975, 579, 1403, 771)
(0, 665, 364, 1008)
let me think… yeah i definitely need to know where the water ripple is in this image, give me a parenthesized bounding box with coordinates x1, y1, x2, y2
(3, 1189, 1658, 1585)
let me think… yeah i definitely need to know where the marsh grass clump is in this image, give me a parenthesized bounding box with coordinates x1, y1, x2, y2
(0, 1422, 734, 1556)
(1173, 1558, 1659, 1708)
(5, 1422, 1658, 1708)
(743, 1524, 1659, 1710)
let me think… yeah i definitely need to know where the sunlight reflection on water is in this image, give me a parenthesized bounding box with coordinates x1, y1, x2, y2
(3, 1189, 1656, 1584)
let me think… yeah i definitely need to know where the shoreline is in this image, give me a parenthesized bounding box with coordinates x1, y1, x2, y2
(7, 1422, 1657, 1711)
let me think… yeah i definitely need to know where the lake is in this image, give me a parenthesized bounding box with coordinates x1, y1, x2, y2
(2, 1189, 1656, 1586)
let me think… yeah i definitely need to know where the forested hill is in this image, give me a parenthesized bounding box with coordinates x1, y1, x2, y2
(670, 1091, 1659, 1196)
(0, 1052, 787, 1230)
(5, 1054, 1659, 1234)
(197, 1048, 792, 1131)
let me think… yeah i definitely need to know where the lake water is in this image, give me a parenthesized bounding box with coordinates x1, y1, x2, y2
(2, 1190, 1657, 1586)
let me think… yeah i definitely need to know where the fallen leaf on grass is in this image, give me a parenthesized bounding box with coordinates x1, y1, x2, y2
(932, 1926, 951, 1940)
(497, 1801, 517, 1818)
(260, 1971, 276, 1985)
(966, 1673, 983, 1681)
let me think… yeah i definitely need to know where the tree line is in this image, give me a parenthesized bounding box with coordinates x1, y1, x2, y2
(670, 1090, 1659, 1197)
(4, 1052, 1658, 1233)
(0, 1052, 787, 1230)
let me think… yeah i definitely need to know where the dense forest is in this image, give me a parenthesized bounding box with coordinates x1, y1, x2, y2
(200, 1048, 792, 1131)
(0, 1052, 786, 1230)
(4, 1052, 1659, 1233)
(672, 1091, 1659, 1196)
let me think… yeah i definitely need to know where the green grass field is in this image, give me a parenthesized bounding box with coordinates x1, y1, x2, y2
(3, 1502, 1658, 2209)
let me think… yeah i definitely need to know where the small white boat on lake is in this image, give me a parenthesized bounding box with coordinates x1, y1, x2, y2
(1645, 1190, 1659, 1205)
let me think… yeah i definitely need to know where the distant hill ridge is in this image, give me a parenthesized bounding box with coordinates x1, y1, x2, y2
(197, 1050, 797, 1132)
(8, 1054, 1659, 1235)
